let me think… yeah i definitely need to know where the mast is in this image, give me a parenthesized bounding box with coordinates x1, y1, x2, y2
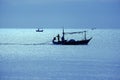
(62, 28, 65, 41)
(84, 31, 86, 40)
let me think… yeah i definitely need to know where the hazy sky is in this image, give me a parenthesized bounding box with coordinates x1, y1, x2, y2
(0, 0, 120, 28)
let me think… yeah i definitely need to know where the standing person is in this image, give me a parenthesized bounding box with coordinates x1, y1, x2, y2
(57, 34, 60, 42)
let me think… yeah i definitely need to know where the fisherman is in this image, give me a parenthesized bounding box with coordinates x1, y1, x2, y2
(52, 37, 56, 43)
(53, 37, 56, 40)
(57, 34, 60, 42)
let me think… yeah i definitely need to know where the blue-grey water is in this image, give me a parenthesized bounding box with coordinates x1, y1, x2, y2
(0, 29, 120, 80)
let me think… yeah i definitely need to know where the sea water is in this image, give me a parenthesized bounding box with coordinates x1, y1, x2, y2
(0, 29, 120, 80)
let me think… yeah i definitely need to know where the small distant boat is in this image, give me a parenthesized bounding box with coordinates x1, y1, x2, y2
(36, 28, 43, 32)
(52, 28, 92, 45)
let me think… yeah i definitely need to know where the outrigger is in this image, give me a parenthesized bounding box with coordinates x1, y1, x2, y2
(52, 29, 92, 45)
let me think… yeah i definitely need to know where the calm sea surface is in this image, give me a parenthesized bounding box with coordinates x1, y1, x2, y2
(0, 29, 120, 80)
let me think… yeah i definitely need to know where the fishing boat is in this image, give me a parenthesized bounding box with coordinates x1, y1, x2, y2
(36, 28, 43, 32)
(52, 29, 92, 45)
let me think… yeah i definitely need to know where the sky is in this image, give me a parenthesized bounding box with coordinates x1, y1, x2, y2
(0, 0, 120, 29)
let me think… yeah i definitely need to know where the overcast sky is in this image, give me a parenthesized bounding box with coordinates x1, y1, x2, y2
(0, 0, 120, 28)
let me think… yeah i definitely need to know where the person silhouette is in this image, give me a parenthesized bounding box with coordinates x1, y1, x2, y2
(57, 34, 60, 42)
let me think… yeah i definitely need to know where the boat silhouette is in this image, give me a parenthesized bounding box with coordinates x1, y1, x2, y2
(52, 29, 92, 45)
(36, 28, 43, 32)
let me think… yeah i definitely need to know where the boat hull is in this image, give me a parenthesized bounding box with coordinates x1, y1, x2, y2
(53, 38, 92, 45)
